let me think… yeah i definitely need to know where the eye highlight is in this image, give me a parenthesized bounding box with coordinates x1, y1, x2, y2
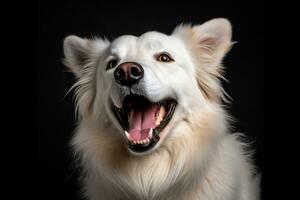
(155, 52, 174, 63)
(106, 59, 118, 70)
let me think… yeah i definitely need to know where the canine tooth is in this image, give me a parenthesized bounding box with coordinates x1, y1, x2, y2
(156, 117, 162, 125)
(148, 128, 153, 139)
(125, 131, 130, 139)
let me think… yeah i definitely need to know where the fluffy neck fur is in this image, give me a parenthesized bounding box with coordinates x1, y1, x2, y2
(71, 102, 233, 200)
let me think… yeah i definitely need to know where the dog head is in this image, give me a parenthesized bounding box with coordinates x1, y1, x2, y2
(63, 18, 232, 155)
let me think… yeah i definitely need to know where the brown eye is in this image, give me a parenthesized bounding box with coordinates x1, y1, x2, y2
(106, 59, 118, 70)
(156, 53, 174, 62)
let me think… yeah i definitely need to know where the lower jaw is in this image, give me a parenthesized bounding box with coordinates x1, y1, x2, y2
(128, 129, 160, 153)
(128, 140, 157, 154)
(127, 120, 177, 154)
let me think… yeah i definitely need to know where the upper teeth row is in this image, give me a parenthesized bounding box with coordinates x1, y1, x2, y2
(125, 128, 153, 144)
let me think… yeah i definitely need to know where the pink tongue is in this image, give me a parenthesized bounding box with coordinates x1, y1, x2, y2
(128, 105, 158, 141)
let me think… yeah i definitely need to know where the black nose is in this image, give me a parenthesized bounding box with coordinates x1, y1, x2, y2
(114, 62, 144, 87)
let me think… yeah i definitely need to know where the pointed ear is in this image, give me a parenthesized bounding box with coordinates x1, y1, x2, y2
(173, 18, 233, 67)
(63, 35, 109, 77)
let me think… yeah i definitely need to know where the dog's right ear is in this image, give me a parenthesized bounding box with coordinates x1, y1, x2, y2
(63, 35, 109, 77)
(173, 18, 232, 68)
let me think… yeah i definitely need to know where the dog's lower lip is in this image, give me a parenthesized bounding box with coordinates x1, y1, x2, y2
(112, 95, 177, 153)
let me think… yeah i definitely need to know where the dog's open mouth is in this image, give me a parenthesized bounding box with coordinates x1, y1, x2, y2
(112, 95, 177, 153)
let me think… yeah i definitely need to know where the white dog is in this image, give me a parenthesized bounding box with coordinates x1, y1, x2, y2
(63, 18, 260, 200)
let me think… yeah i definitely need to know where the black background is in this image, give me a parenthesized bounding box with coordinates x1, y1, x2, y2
(37, 0, 264, 199)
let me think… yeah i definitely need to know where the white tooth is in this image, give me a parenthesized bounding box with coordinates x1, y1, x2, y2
(148, 128, 153, 139)
(146, 138, 149, 143)
(156, 118, 161, 125)
(125, 131, 130, 139)
(133, 141, 137, 144)
(143, 140, 146, 144)
(160, 106, 166, 117)
(156, 115, 163, 125)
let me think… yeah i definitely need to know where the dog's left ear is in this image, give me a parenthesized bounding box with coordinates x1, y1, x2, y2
(173, 18, 233, 67)
(63, 35, 109, 77)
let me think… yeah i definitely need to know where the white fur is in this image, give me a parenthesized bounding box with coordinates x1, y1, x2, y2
(63, 18, 260, 200)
